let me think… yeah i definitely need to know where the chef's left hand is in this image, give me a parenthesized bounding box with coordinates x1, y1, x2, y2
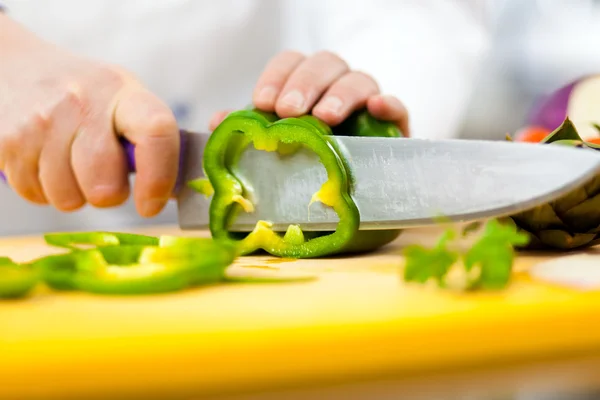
(208, 50, 410, 136)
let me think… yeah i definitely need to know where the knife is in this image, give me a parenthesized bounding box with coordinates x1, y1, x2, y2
(2, 131, 600, 232)
(176, 130, 600, 232)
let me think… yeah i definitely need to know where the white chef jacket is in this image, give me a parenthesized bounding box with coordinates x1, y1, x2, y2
(0, 0, 489, 235)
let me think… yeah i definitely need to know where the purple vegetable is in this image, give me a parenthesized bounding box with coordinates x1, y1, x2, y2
(527, 74, 600, 141)
(527, 79, 580, 131)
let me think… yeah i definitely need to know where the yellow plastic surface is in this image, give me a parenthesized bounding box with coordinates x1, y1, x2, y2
(2, 226, 600, 399)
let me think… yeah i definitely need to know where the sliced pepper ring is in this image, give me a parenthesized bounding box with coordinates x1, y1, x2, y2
(35, 235, 238, 295)
(43, 231, 159, 249)
(201, 109, 360, 258)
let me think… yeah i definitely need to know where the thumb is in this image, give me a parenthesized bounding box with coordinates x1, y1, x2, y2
(113, 86, 180, 217)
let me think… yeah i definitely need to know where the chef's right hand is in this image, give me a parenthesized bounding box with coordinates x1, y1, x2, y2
(0, 14, 180, 217)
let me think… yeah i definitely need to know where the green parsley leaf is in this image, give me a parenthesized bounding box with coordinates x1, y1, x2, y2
(403, 228, 459, 285)
(402, 219, 530, 291)
(463, 219, 530, 290)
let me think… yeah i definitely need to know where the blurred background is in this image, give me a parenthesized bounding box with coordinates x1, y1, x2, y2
(2, 0, 600, 236)
(458, 0, 600, 140)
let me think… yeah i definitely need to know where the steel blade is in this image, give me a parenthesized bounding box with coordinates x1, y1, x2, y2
(177, 132, 600, 231)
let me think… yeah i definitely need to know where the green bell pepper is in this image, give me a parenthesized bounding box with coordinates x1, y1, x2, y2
(189, 108, 405, 259)
(0, 257, 39, 298)
(332, 109, 403, 138)
(35, 234, 238, 295)
(44, 231, 159, 249)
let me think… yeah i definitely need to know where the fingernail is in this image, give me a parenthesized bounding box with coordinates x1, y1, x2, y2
(318, 96, 343, 116)
(256, 86, 278, 104)
(142, 198, 167, 216)
(279, 90, 305, 111)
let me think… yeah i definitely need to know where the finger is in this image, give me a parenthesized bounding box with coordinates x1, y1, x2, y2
(39, 139, 86, 211)
(2, 159, 47, 205)
(71, 116, 130, 209)
(38, 88, 88, 211)
(312, 71, 379, 126)
(0, 120, 47, 205)
(275, 51, 350, 117)
(208, 109, 233, 131)
(113, 86, 179, 217)
(39, 129, 87, 212)
(366, 95, 410, 137)
(252, 51, 306, 112)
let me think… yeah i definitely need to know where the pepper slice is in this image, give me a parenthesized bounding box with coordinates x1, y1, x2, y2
(0, 257, 39, 298)
(35, 231, 162, 290)
(44, 231, 159, 249)
(192, 108, 405, 258)
(35, 236, 238, 295)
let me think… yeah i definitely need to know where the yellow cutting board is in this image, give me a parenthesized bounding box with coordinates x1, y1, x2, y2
(2, 225, 600, 400)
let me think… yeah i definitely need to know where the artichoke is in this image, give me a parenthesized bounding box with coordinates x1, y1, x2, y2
(507, 117, 600, 250)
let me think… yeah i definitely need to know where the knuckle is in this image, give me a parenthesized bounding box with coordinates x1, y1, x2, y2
(43, 82, 88, 128)
(336, 87, 364, 103)
(314, 50, 348, 69)
(349, 70, 380, 91)
(96, 64, 130, 87)
(28, 110, 53, 133)
(0, 130, 37, 162)
(83, 64, 133, 97)
(273, 50, 305, 64)
(282, 49, 305, 58)
(259, 74, 287, 89)
(291, 69, 321, 89)
(61, 83, 86, 110)
(144, 112, 178, 138)
(0, 132, 22, 156)
(352, 70, 377, 84)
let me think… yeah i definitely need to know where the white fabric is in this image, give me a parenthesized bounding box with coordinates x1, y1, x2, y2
(0, 0, 490, 235)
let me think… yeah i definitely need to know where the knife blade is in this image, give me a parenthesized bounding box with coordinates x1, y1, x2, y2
(175, 131, 600, 232)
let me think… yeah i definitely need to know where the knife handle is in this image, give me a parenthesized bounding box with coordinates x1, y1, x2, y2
(0, 130, 189, 193)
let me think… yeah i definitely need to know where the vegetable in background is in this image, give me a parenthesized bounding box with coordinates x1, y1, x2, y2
(402, 219, 529, 291)
(525, 74, 600, 143)
(189, 108, 406, 259)
(509, 117, 600, 250)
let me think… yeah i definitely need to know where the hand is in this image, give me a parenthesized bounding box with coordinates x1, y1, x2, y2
(209, 50, 410, 135)
(0, 15, 179, 217)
